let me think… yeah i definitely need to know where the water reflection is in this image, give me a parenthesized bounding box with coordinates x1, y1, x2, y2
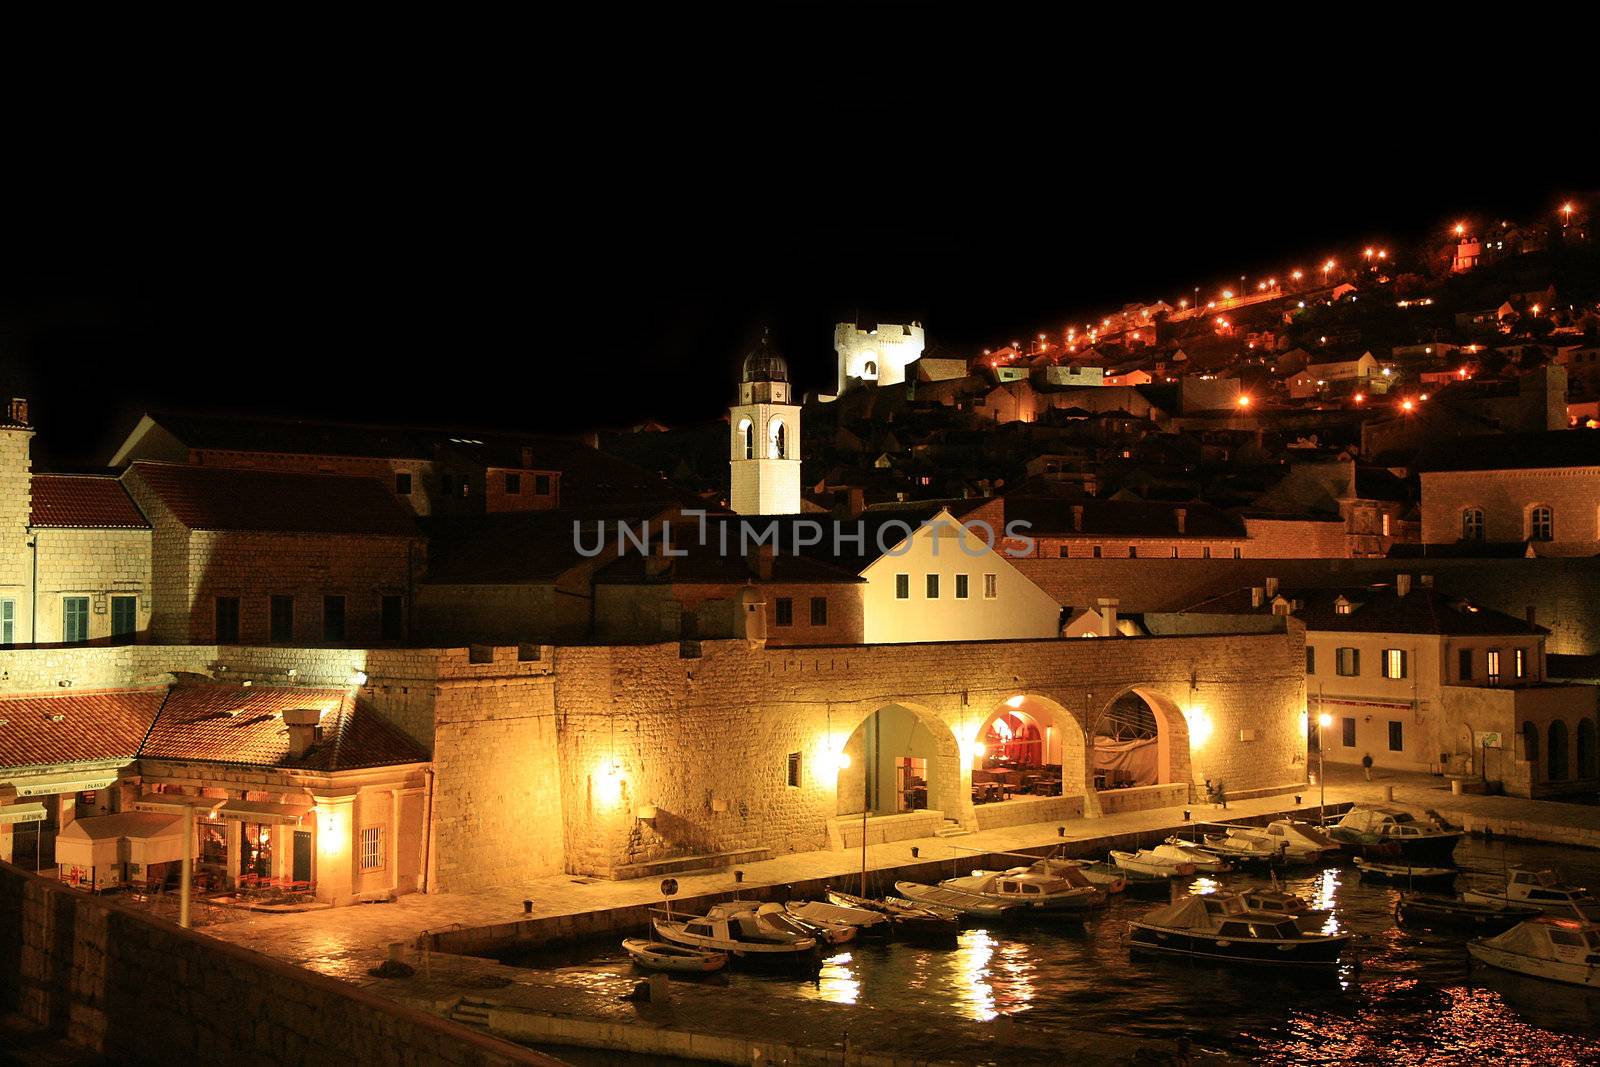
(814, 951, 859, 1005)
(952, 929, 997, 1021)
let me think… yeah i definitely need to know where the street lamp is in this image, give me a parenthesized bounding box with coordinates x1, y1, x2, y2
(1316, 712, 1334, 825)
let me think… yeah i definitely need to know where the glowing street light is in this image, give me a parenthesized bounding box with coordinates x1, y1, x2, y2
(1236, 394, 1252, 409)
(1321, 259, 1336, 275)
(1315, 711, 1334, 823)
(1402, 399, 1415, 412)
(1291, 269, 1303, 282)
(1561, 202, 1574, 225)
(1453, 222, 1466, 237)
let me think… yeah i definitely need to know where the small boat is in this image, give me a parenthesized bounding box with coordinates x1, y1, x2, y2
(1353, 857, 1458, 887)
(1113, 848, 1196, 878)
(1461, 867, 1600, 921)
(1253, 820, 1343, 864)
(1396, 894, 1543, 934)
(787, 899, 889, 937)
(825, 889, 960, 944)
(1128, 892, 1351, 967)
(1239, 886, 1331, 933)
(621, 938, 728, 974)
(653, 910, 818, 964)
(1330, 806, 1462, 867)
(1197, 831, 1287, 867)
(940, 867, 1105, 913)
(1042, 858, 1128, 895)
(1159, 838, 1233, 873)
(895, 880, 1022, 919)
(706, 901, 853, 945)
(1468, 917, 1600, 988)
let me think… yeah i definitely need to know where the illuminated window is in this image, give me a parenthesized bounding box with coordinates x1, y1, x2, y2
(1170, 547, 1179, 559)
(1462, 508, 1485, 542)
(1514, 648, 1527, 679)
(1382, 649, 1407, 679)
(895, 574, 909, 599)
(359, 826, 383, 872)
(1530, 506, 1553, 542)
(1486, 649, 1501, 685)
(1381, 513, 1391, 537)
(738, 419, 754, 460)
(983, 573, 998, 599)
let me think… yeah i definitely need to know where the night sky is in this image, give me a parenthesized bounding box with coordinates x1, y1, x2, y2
(0, 28, 1587, 469)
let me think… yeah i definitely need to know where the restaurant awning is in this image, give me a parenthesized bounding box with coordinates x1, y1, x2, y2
(0, 802, 48, 826)
(134, 792, 225, 815)
(218, 797, 313, 824)
(12, 771, 120, 798)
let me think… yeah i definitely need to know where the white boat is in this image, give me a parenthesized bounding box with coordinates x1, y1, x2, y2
(1468, 918, 1600, 988)
(1198, 831, 1287, 866)
(1055, 859, 1131, 894)
(1330, 806, 1462, 866)
(824, 889, 961, 943)
(1254, 820, 1343, 863)
(652, 910, 818, 963)
(786, 899, 889, 936)
(1128, 892, 1351, 966)
(1158, 838, 1233, 873)
(1113, 848, 1195, 878)
(1238, 886, 1331, 933)
(706, 901, 851, 944)
(940, 867, 1105, 912)
(621, 938, 728, 974)
(1353, 857, 1459, 886)
(895, 880, 1022, 919)
(1462, 867, 1600, 921)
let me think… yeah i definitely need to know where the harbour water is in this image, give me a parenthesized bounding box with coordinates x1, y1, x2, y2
(507, 837, 1600, 1064)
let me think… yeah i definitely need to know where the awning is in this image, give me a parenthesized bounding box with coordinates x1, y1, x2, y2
(218, 798, 313, 824)
(0, 802, 47, 826)
(134, 793, 225, 815)
(12, 771, 120, 797)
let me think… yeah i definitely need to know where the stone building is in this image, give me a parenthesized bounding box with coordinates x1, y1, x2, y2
(0, 399, 34, 646)
(1001, 497, 1250, 561)
(1417, 430, 1600, 556)
(834, 320, 926, 393)
(28, 475, 153, 646)
(729, 335, 802, 516)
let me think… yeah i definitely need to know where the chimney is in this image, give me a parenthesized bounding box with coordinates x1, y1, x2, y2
(1174, 507, 1187, 534)
(1265, 576, 1279, 598)
(1526, 606, 1537, 627)
(282, 708, 323, 758)
(1420, 574, 1434, 588)
(1096, 597, 1120, 637)
(1250, 586, 1264, 609)
(1071, 505, 1084, 532)
(747, 543, 775, 580)
(7, 398, 27, 426)
(1396, 574, 1412, 597)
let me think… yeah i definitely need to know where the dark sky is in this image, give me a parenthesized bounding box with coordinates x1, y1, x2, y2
(1, 23, 1589, 468)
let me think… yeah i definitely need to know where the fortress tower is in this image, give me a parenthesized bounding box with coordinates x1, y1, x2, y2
(730, 335, 801, 515)
(834, 321, 925, 393)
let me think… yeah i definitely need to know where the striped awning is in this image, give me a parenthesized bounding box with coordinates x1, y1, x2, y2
(218, 798, 313, 824)
(0, 802, 48, 826)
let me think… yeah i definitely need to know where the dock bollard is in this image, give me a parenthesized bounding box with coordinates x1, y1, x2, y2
(911, 846, 919, 858)
(1182, 809, 1191, 821)
(1057, 826, 1065, 837)
(734, 870, 744, 884)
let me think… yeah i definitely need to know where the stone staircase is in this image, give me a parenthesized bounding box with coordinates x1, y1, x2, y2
(935, 818, 970, 838)
(449, 999, 492, 1030)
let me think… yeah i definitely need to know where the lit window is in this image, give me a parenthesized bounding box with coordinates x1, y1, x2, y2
(983, 573, 998, 599)
(1514, 648, 1527, 679)
(359, 826, 383, 871)
(1382, 649, 1407, 679)
(1486, 650, 1502, 684)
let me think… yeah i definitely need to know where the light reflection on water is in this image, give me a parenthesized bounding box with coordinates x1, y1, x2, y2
(506, 838, 1600, 1062)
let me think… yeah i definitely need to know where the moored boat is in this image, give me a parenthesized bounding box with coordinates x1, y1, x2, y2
(1197, 831, 1287, 867)
(1239, 886, 1331, 933)
(787, 899, 889, 937)
(621, 938, 728, 974)
(825, 889, 960, 943)
(1158, 838, 1233, 873)
(1113, 848, 1196, 878)
(895, 879, 1022, 919)
(940, 866, 1105, 912)
(707, 900, 853, 945)
(1039, 858, 1128, 895)
(1468, 917, 1600, 988)
(1461, 867, 1600, 921)
(1127, 892, 1351, 967)
(1353, 857, 1459, 888)
(652, 910, 818, 964)
(1395, 893, 1542, 934)
(1253, 819, 1343, 864)
(1330, 806, 1462, 867)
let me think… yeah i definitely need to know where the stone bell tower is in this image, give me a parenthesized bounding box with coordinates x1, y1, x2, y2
(729, 333, 801, 515)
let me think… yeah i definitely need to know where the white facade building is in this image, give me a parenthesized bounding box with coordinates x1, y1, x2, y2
(835, 321, 926, 393)
(730, 336, 801, 515)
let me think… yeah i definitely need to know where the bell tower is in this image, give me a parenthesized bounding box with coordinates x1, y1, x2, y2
(730, 333, 801, 515)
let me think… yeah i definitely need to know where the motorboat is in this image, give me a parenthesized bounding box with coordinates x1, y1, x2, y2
(621, 938, 728, 974)
(1329, 806, 1462, 867)
(1196, 831, 1287, 867)
(652, 910, 818, 964)
(825, 889, 960, 944)
(787, 899, 889, 938)
(1113, 848, 1196, 878)
(940, 867, 1105, 913)
(1353, 857, 1459, 888)
(1468, 917, 1600, 988)
(1040, 858, 1128, 895)
(705, 900, 854, 945)
(1158, 838, 1233, 873)
(895, 880, 1023, 920)
(1238, 886, 1331, 933)
(1461, 867, 1600, 921)
(1395, 893, 1543, 934)
(1128, 892, 1351, 967)
(1253, 820, 1343, 864)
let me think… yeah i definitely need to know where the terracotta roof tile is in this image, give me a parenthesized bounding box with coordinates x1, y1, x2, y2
(126, 462, 418, 536)
(30, 475, 150, 528)
(0, 690, 166, 770)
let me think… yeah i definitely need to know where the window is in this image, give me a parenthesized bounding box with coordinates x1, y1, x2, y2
(215, 597, 240, 643)
(1092, 545, 1102, 559)
(1232, 547, 1242, 559)
(359, 826, 383, 872)
(1336, 647, 1360, 676)
(381, 595, 404, 640)
(323, 596, 347, 642)
(955, 574, 969, 600)
(925, 574, 940, 599)
(111, 596, 137, 641)
(63, 597, 89, 643)
(738, 419, 753, 460)
(1305, 646, 1315, 674)
(1381, 649, 1408, 679)
(1514, 647, 1527, 680)
(1170, 546, 1179, 558)
(1382, 513, 1391, 537)
(535, 474, 552, 496)
(1128, 546, 1138, 558)
(769, 417, 787, 459)
(1530, 506, 1553, 542)
(983, 573, 998, 599)
(786, 752, 801, 788)
(1462, 508, 1485, 541)
(774, 597, 793, 626)
(809, 596, 827, 626)
(1486, 649, 1502, 685)
(1057, 545, 1069, 558)
(1388, 721, 1404, 752)
(270, 596, 295, 643)
(1458, 648, 1473, 681)
(895, 574, 909, 599)
(1203, 546, 1212, 559)
(505, 472, 522, 495)
(395, 472, 412, 495)
(0, 598, 13, 644)
(1341, 717, 1356, 747)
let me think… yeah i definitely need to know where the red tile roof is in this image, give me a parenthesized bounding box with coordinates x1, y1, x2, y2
(30, 474, 150, 528)
(0, 690, 166, 769)
(125, 462, 419, 536)
(140, 684, 427, 771)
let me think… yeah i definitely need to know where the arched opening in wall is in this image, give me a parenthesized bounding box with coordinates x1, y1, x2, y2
(835, 703, 960, 819)
(768, 417, 787, 460)
(864, 360, 877, 377)
(1522, 720, 1540, 765)
(1578, 719, 1597, 780)
(1548, 720, 1569, 782)
(970, 694, 1086, 807)
(1091, 687, 1191, 794)
(737, 418, 753, 460)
